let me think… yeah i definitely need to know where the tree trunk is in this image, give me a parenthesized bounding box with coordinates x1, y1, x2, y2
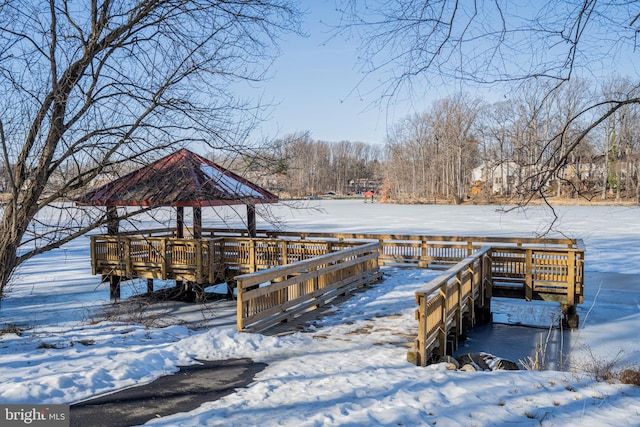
(0, 240, 19, 298)
(0, 201, 26, 297)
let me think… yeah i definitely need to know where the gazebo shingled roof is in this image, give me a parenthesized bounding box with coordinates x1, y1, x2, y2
(76, 148, 278, 207)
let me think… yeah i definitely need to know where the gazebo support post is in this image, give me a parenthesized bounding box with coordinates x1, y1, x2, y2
(176, 207, 185, 238)
(193, 206, 202, 239)
(193, 206, 204, 301)
(176, 206, 184, 289)
(247, 204, 256, 238)
(106, 206, 119, 235)
(106, 206, 121, 301)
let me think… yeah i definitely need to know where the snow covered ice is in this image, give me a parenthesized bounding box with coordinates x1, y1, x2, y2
(1, 201, 639, 426)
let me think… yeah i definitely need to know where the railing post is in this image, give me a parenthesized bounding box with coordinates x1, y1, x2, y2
(478, 250, 492, 322)
(455, 271, 463, 339)
(419, 238, 427, 268)
(438, 282, 447, 359)
(161, 238, 168, 280)
(469, 261, 477, 325)
(90, 236, 97, 275)
(249, 239, 256, 273)
(236, 278, 244, 331)
(411, 294, 427, 366)
(525, 248, 533, 301)
(567, 251, 576, 306)
(281, 240, 288, 266)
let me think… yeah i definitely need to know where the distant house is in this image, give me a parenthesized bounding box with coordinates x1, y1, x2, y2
(471, 161, 521, 196)
(562, 159, 605, 182)
(348, 178, 381, 194)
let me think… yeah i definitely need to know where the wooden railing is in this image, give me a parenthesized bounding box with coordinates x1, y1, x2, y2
(491, 245, 584, 305)
(90, 235, 364, 284)
(215, 238, 363, 276)
(408, 247, 493, 367)
(200, 228, 581, 268)
(235, 242, 382, 333)
(231, 230, 584, 305)
(90, 236, 222, 284)
(92, 229, 583, 305)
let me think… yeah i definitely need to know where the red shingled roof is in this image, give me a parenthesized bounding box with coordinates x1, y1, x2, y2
(76, 148, 278, 207)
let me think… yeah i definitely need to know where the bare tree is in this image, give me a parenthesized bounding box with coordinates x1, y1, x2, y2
(385, 120, 424, 202)
(382, 95, 479, 203)
(476, 100, 519, 199)
(598, 77, 640, 201)
(429, 95, 480, 203)
(338, 0, 640, 203)
(0, 0, 301, 297)
(265, 133, 384, 198)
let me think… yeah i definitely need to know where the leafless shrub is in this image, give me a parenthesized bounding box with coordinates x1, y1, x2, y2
(619, 368, 640, 386)
(91, 300, 171, 329)
(0, 323, 27, 337)
(37, 342, 61, 349)
(519, 333, 549, 371)
(519, 318, 561, 371)
(574, 346, 625, 382)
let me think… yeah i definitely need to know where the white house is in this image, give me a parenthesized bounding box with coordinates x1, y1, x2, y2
(472, 161, 521, 195)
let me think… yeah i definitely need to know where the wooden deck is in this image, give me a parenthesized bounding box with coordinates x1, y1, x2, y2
(89, 228, 584, 360)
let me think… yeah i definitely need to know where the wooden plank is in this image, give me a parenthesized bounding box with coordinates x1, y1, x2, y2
(236, 243, 380, 288)
(241, 251, 378, 298)
(243, 272, 378, 332)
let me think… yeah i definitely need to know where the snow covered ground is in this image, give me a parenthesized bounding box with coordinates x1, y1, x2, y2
(1, 201, 639, 426)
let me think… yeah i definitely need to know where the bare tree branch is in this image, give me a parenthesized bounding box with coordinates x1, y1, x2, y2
(0, 0, 302, 296)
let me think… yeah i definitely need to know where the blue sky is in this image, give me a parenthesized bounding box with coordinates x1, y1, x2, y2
(244, 1, 444, 146)
(244, 1, 639, 146)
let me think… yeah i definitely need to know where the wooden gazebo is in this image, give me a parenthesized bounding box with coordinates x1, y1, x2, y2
(76, 148, 279, 300)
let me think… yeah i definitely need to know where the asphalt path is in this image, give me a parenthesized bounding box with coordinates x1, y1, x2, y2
(70, 358, 266, 427)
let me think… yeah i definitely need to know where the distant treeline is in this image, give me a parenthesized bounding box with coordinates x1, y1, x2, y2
(227, 79, 638, 204)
